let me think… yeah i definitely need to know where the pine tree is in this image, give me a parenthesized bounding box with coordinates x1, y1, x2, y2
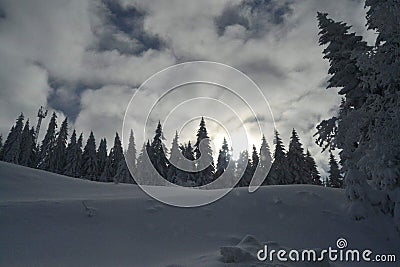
(97, 138, 108, 177)
(250, 144, 259, 177)
(259, 135, 272, 186)
(81, 131, 98, 180)
(136, 141, 159, 185)
(52, 117, 68, 173)
(28, 127, 38, 168)
(305, 150, 321, 185)
(1, 113, 24, 163)
(167, 131, 180, 183)
(236, 150, 252, 187)
(100, 148, 114, 182)
(149, 122, 168, 180)
(115, 153, 132, 184)
(126, 129, 137, 177)
(64, 131, 82, 178)
(266, 130, 289, 185)
(328, 153, 342, 188)
(38, 112, 57, 170)
(215, 138, 230, 178)
(174, 142, 197, 186)
(287, 129, 309, 184)
(194, 117, 215, 185)
(19, 119, 34, 166)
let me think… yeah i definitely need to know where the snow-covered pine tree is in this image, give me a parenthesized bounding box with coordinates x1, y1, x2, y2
(18, 119, 34, 166)
(125, 129, 137, 178)
(38, 112, 57, 171)
(52, 117, 68, 174)
(236, 150, 252, 187)
(315, 5, 400, 223)
(100, 148, 114, 182)
(149, 122, 168, 180)
(167, 131, 180, 183)
(28, 127, 38, 168)
(81, 131, 98, 181)
(215, 137, 230, 178)
(97, 138, 108, 177)
(174, 142, 197, 186)
(287, 129, 309, 184)
(64, 131, 83, 178)
(266, 130, 289, 185)
(328, 153, 342, 188)
(1, 113, 24, 164)
(115, 153, 132, 184)
(259, 135, 272, 186)
(194, 117, 215, 185)
(305, 150, 321, 185)
(250, 144, 259, 178)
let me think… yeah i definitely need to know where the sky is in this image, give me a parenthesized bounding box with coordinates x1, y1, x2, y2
(0, 0, 376, 176)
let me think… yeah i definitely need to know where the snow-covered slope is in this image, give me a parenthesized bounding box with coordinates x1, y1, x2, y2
(0, 162, 398, 266)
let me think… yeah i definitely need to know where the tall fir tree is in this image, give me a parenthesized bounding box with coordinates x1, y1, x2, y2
(19, 119, 34, 167)
(287, 129, 309, 184)
(52, 117, 68, 174)
(328, 153, 342, 188)
(1, 113, 24, 163)
(305, 150, 321, 185)
(259, 135, 272, 186)
(266, 130, 289, 185)
(174, 141, 197, 186)
(64, 131, 83, 178)
(38, 112, 57, 171)
(81, 131, 98, 180)
(215, 137, 230, 178)
(97, 138, 108, 177)
(100, 148, 114, 182)
(115, 154, 132, 184)
(0, 134, 3, 157)
(250, 145, 259, 177)
(149, 122, 168, 180)
(194, 117, 215, 185)
(167, 131, 180, 183)
(125, 129, 137, 178)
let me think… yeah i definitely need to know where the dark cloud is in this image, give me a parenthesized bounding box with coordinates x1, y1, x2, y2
(215, 0, 293, 38)
(91, 0, 165, 55)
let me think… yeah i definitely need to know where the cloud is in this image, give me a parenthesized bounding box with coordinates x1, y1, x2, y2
(0, 0, 374, 176)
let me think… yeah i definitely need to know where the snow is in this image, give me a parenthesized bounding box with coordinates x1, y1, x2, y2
(0, 161, 399, 266)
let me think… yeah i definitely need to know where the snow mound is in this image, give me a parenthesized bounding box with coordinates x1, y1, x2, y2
(220, 235, 261, 263)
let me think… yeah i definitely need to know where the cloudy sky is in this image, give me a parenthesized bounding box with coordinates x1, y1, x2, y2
(0, 0, 375, 175)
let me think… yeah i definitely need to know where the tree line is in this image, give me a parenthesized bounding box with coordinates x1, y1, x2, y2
(0, 113, 342, 187)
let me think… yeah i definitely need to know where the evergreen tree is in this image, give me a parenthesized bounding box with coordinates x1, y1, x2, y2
(259, 135, 272, 186)
(236, 150, 252, 187)
(1, 113, 24, 163)
(100, 148, 114, 182)
(19, 119, 34, 166)
(287, 129, 309, 184)
(305, 150, 322, 185)
(28, 127, 38, 168)
(38, 112, 57, 171)
(328, 153, 342, 188)
(194, 117, 215, 185)
(167, 131, 180, 183)
(250, 145, 259, 177)
(97, 138, 108, 177)
(215, 137, 230, 178)
(64, 131, 82, 178)
(125, 129, 137, 178)
(174, 141, 197, 186)
(81, 131, 98, 180)
(52, 117, 68, 174)
(149, 122, 168, 179)
(266, 130, 289, 185)
(115, 153, 132, 184)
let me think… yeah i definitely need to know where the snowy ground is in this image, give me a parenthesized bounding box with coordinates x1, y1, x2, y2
(0, 161, 398, 267)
